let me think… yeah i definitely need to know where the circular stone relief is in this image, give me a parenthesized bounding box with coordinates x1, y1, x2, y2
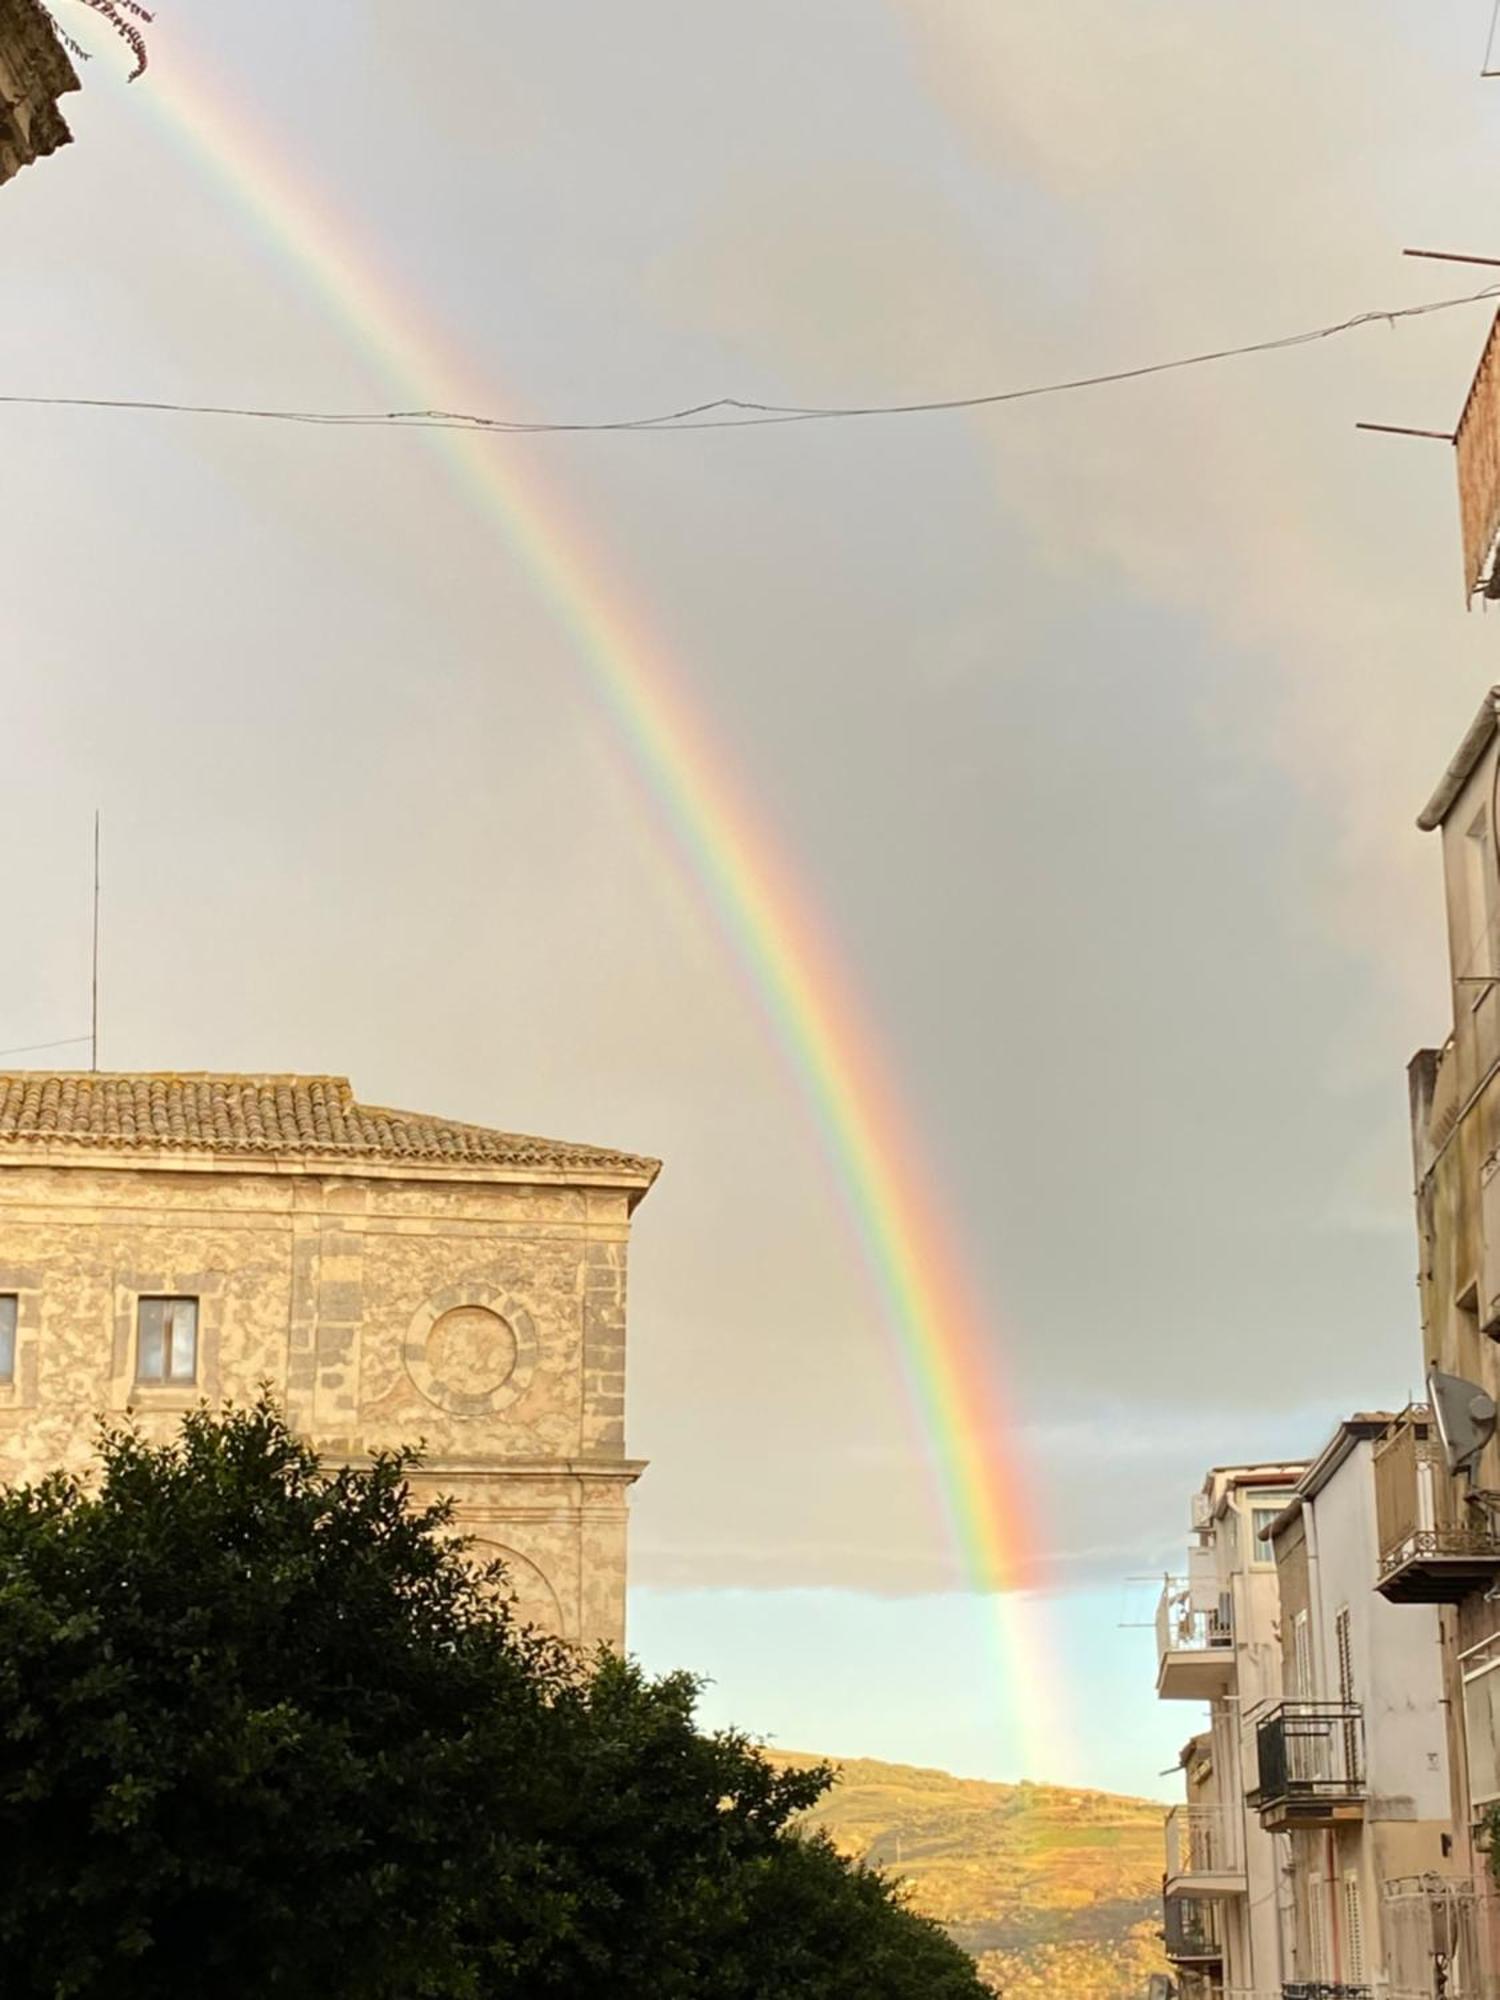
(405, 1285, 538, 1419)
(426, 1305, 517, 1399)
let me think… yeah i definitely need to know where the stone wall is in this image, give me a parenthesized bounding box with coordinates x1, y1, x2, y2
(0, 1158, 642, 1650)
(0, 0, 77, 190)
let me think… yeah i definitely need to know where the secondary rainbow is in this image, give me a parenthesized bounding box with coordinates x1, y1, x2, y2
(110, 33, 1064, 1763)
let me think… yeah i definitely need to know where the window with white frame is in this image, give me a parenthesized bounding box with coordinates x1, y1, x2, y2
(135, 1297, 198, 1385)
(1251, 1502, 1287, 1563)
(1463, 1637, 1500, 1812)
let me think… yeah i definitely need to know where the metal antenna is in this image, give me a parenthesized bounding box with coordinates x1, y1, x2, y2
(90, 811, 100, 1073)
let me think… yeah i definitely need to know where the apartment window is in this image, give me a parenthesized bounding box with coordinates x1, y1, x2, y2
(1293, 1610, 1313, 1701)
(1251, 1505, 1281, 1560)
(0, 1294, 15, 1383)
(1465, 808, 1499, 985)
(136, 1297, 198, 1385)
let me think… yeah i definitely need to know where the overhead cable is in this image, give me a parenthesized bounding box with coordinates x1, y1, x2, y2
(0, 1034, 93, 1060)
(1, 283, 1496, 438)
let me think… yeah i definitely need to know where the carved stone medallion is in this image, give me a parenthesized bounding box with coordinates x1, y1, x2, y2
(405, 1284, 537, 1418)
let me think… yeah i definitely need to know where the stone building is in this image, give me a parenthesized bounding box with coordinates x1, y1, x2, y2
(0, 1071, 659, 1651)
(0, 0, 77, 190)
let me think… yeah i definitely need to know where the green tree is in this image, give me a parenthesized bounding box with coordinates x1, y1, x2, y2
(0, 1401, 987, 1999)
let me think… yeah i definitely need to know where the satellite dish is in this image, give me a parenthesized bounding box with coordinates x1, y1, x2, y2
(1429, 1368, 1499, 1481)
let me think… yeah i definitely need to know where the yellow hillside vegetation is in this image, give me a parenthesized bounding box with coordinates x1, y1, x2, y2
(776, 1751, 1168, 1999)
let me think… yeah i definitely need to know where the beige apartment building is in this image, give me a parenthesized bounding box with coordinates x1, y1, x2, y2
(1156, 1461, 1303, 2000)
(0, 1071, 659, 1650)
(1261, 1415, 1459, 1999)
(1372, 687, 1500, 1998)
(0, 0, 76, 188)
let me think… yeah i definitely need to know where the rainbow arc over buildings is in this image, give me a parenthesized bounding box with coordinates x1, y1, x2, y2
(117, 34, 1062, 1764)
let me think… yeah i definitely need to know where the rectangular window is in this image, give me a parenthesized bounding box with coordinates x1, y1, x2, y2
(0, 1294, 15, 1383)
(1251, 1505, 1281, 1559)
(136, 1297, 198, 1385)
(1466, 809, 1499, 984)
(1464, 1652, 1500, 1810)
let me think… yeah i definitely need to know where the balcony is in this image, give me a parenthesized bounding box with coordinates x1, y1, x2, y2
(1162, 1891, 1223, 1966)
(1282, 1987, 1373, 1999)
(1164, 1805, 1245, 1898)
(1156, 1576, 1234, 1700)
(1250, 1701, 1365, 1832)
(1385, 1873, 1479, 1999)
(1458, 307, 1500, 599)
(1374, 1407, 1500, 1604)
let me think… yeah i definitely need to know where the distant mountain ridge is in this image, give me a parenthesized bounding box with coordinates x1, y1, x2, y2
(776, 1751, 1167, 1998)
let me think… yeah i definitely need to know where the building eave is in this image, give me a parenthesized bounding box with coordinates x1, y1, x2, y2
(0, 1141, 658, 1199)
(1418, 687, 1500, 831)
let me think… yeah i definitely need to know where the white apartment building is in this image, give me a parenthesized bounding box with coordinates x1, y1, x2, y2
(1157, 1462, 1304, 2000)
(1261, 1415, 1459, 2000)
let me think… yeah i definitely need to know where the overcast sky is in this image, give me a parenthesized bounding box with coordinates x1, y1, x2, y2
(6, 0, 1500, 1797)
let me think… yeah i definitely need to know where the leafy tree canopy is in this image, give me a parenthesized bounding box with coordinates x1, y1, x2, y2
(0, 1401, 987, 1999)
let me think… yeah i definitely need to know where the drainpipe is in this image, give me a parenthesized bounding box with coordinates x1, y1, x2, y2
(1301, 1498, 1329, 1996)
(1304, 1493, 1328, 1698)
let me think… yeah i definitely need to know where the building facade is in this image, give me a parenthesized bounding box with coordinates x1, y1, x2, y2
(0, 0, 76, 189)
(1262, 1416, 1455, 1999)
(0, 1071, 659, 1650)
(1156, 1462, 1304, 2000)
(1369, 689, 1500, 1998)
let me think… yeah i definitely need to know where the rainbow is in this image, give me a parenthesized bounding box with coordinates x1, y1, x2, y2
(100, 30, 1065, 1769)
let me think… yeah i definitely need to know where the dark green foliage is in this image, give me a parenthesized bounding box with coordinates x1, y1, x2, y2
(0, 1401, 986, 1998)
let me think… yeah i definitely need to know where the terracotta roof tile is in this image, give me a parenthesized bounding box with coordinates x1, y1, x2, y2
(0, 1073, 659, 1180)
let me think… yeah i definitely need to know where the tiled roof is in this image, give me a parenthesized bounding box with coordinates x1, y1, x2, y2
(0, 1073, 660, 1180)
(0, 0, 78, 191)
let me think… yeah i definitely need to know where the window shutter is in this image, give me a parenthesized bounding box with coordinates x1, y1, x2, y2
(1335, 1606, 1354, 1704)
(1342, 1871, 1366, 1983)
(1335, 1606, 1359, 1783)
(1308, 1871, 1326, 1979)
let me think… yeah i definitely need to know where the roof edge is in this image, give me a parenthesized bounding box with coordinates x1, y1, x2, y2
(0, 1072, 661, 1190)
(1264, 1415, 1393, 1540)
(1418, 688, 1500, 831)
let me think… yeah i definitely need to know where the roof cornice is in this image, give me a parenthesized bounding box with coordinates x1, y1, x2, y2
(1418, 687, 1500, 831)
(0, 1072, 660, 1199)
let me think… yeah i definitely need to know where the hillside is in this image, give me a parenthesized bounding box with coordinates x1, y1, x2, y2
(776, 1751, 1167, 1998)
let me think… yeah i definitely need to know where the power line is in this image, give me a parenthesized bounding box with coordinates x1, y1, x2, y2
(0, 1035, 92, 1061)
(1, 283, 1496, 439)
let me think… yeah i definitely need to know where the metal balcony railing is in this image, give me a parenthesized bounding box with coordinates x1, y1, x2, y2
(1375, 1407, 1500, 1602)
(1251, 1701, 1364, 1824)
(1164, 1804, 1240, 1883)
(1162, 1891, 1222, 1962)
(1385, 1872, 1480, 1999)
(1156, 1576, 1233, 1658)
(1282, 1986, 1373, 1999)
